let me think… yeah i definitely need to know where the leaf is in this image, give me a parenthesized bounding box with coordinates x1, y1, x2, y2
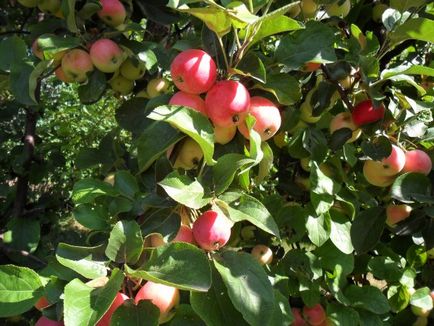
(4, 217, 40, 254)
(0, 265, 43, 317)
(235, 53, 266, 83)
(105, 220, 143, 264)
(361, 136, 392, 161)
(350, 207, 385, 254)
(72, 178, 119, 204)
(390, 173, 432, 203)
(306, 213, 330, 247)
(217, 191, 280, 237)
(61, 0, 78, 33)
(78, 70, 106, 104)
(389, 18, 434, 47)
(410, 287, 434, 310)
(10, 61, 37, 106)
(159, 171, 211, 209)
(0, 36, 26, 72)
(250, 15, 303, 45)
(269, 290, 294, 326)
(148, 105, 215, 166)
(111, 300, 160, 326)
(214, 251, 275, 326)
(114, 170, 139, 199)
(327, 303, 360, 326)
(125, 242, 211, 292)
(329, 210, 354, 254)
(314, 241, 354, 276)
(56, 243, 108, 279)
(388, 285, 411, 313)
(115, 98, 152, 133)
(140, 208, 180, 241)
(256, 142, 273, 184)
(344, 285, 390, 314)
(368, 257, 403, 283)
(381, 65, 434, 79)
(168, 304, 206, 326)
(72, 204, 110, 230)
(63, 268, 124, 326)
(255, 73, 301, 105)
(178, 7, 231, 37)
(36, 34, 81, 59)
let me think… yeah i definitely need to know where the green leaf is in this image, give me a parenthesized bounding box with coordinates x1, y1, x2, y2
(256, 142, 274, 184)
(168, 304, 206, 326)
(381, 65, 434, 79)
(390, 173, 432, 203)
(368, 257, 403, 283)
(4, 217, 40, 254)
(344, 285, 390, 314)
(159, 171, 211, 209)
(115, 98, 152, 133)
(306, 213, 330, 247)
(361, 136, 392, 161)
(269, 290, 294, 326)
(61, 0, 78, 33)
(56, 243, 108, 279)
(0, 265, 43, 317)
(329, 210, 354, 254)
(140, 208, 180, 241)
(235, 53, 267, 83)
(10, 61, 37, 106)
(0, 36, 26, 72)
(314, 241, 354, 276)
(250, 15, 303, 45)
(72, 204, 110, 230)
(105, 220, 143, 264)
(255, 73, 301, 105)
(78, 70, 106, 104)
(310, 161, 340, 215)
(63, 268, 124, 326)
(178, 7, 231, 37)
(410, 287, 434, 310)
(389, 18, 434, 47)
(114, 170, 139, 199)
(327, 303, 360, 326)
(111, 300, 159, 326)
(388, 285, 411, 313)
(217, 191, 280, 237)
(350, 207, 385, 254)
(125, 242, 211, 292)
(72, 178, 119, 204)
(214, 251, 275, 326)
(36, 34, 81, 59)
(147, 105, 215, 165)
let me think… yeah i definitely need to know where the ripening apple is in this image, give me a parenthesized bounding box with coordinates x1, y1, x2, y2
(136, 89, 149, 99)
(240, 225, 256, 240)
(97, 0, 127, 27)
(173, 225, 196, 243)
(32, 39, 44, 60)
(89, 39, 124, 73)
(300, 157, 310, 172)
(303, 304, 326, 326)
(238, 96, 281, 141)
(402, 150, 432, 175)
(372, 3, 388, 23)
(109, 75, 134, 95)
(386, 204, 412, 226)
(55, 66, 73, 83)
(120, 57, 146, 80)
(38, 0, 61, 14)
(34, 296, 51, 311)
(35, 316, 64, 326)
(325, 0, 351, 17)
(377, 145, 406, 176)
(61, 49, 94, 83)
(251, 244, 273, 265)
(147, 78, 170, 98)
(18, 0, 38, 7)
(329, 112, 361, 143)
(214, 125, 237, 145)
(192, 210, 232, 251)
(96, 292, 129, 326)
(291, 307, 307, 326)
(206, 80, 251, 127)
(351, 100, 385, 126)
(170, 49, 217, 94)
(363, 160, 396, 187)
(135, 281, 180, 324)
(169, 91, 207, 116)
(173, 138, 203, 170)
(301, 0, 318, 18)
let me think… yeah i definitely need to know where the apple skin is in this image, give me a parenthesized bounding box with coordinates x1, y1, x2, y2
(96, 292, 129, 326)
(38, 0, 61, 14)
(302, 62, 321, 72)
(90, 39, 124, 73)
(170, 49, 217, 95)
(192, 210, 232, 251)
(109, 75, 134, 95)
(61, 49, 94, 83)
(303, 304, 326, 326)
(169, 91, 207, 116)
(301, 0, 318, 18)
(173, 138, 203, 170)
(120, 57, 146, 80)
(238, 96, 281, 141)
(386, 204, 412, 226)
(288, 4, 301, 18)
(325, 0, 351, 17)
(55, 66, 73, 83)
(351, 100, 385, 126)
(147, 78, 170, 98)
(363, 160, 396, 187)
(173, 225, 196, 244)
(18, 0, 38, 7)
(205, 80, 251, 127)
(329, 112, 361, 143)
(251, 244, 273, 265)
(411, 305, 431, 318)
(34, 296, 51, 311)
(214, 125, 237, 145)
(35, 316, 64, 326)
(97, 0, 127, 27)
(402, 150, 432, 175)
(135, 282, 180, 324)
(291, 307, 307, 326)
(32, 39, 44, 60)
(379, 144, 406, 176)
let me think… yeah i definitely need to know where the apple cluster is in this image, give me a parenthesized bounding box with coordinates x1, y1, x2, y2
(291, 303, 328, 326)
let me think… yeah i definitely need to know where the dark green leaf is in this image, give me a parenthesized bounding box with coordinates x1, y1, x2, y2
(350, 207, 385, 254)
(72, 204, 110, 230)
(344, 285, 390, 314)
(72, 178, 119, 204)
(111, 300, 159, 326)
(78, 70, 106, 104)
(390, 173, 432, 203)
(114, 170, 139, 199)
(105, 220, 143, 264)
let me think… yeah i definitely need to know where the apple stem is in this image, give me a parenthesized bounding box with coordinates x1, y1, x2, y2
(217, 36, 230, 71)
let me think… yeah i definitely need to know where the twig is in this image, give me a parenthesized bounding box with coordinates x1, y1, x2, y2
(0, 236, 47, 267)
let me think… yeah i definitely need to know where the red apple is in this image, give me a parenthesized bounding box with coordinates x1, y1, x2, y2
(169, 91, 207, 116)
(251, 244, 273, 265)
(205, 80, 250, 127)
(302, 62, 321, 72)
(329, 112, 361, 143)
(34, 296, 51, 311)
(35, 316, 64, 326)
(402, 150, 432, 175)
(291, 307, 307, 326)
(192, 210, 232, 251)
(351, 100, 385, 126)
(170, 49, 217, 94)
(135, 281, 180, 324)
(303, 304, 326, 326)
(61, 49, 94, 83)
(90, 39, 124, 73)
(96, 292, 129, 326)
(386, 204, 412, 226)
(379, 144, 406, 176)
(55, 66, 73, 83)
(97, 0, 126, 27)
(173, 225, 196, 244)
(363, 160, 396, 187)
(238, 96, 281, 141)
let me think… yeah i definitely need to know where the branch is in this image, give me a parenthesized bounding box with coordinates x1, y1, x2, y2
(321, 64, 354, 111)
(0, 236, 47, 267)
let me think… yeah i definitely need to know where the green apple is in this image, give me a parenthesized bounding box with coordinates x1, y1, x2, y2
(120, 57, 146, 81)
(109, 75, 134, 95)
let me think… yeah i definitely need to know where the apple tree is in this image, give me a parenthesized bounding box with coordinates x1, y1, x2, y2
(0, 0, 434, 325)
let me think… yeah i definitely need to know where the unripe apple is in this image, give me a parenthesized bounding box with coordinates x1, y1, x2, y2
(206, 80, 251, 127)
(135, 281, 180, 324)
(38, 0, 61, 14)
(89, 39, 124, 73)
(402, 150, 432, 175)
(173, 138, 203, 170)
(372, 3, 388, 23)
(35, 316, 64, 326)
(291, 307, 307, 326)
(18, 0, 38, 7)
(136, 89, 149, 99)
(109, 75, 134, 95)
(147, 78, 170, 98)
(169, 91, 206, 116)
(55, 66, 73, 83)
(329, 112, 361, 143)
(295, 175, 310, 191)
(97, 0, 127, 27)
(288, 4, 301, 18)
(273, 131, 287, 148)
(251, 244, 273, 265)
(120, 57, 146, 80)
(363, 160, 396, 187)
(238, 96, 281, 141)
(96, 292, 129, 326)
(386, 204, 412, 226)
(240, 225, 256, 240)
(214, 125, 237, 145)
(325, 0, 351, 17)
(34, 296, 51, 311)
(192, 210, 232, 251)
(300, 157, 310, 172)
(377, 144, 406, 176)
(301, 0, 318, 18)
(170, 49, 217, 94)
(32, 39, 44, 60)
(61, 49, 94, 83)
(303, 304, 326, 326)
(351, 100, 385, 126)
(413, 316, 428, 326)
